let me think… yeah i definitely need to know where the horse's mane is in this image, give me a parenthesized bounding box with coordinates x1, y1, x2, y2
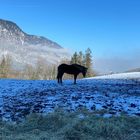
(72, 63, 87, 70)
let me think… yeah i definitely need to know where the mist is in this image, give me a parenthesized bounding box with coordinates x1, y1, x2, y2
(94, 49, 140, 74)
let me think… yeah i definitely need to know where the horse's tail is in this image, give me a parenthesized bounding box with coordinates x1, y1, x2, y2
(56, 67, 60, 79)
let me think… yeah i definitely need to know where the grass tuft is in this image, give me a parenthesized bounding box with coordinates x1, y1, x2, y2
(0, 111, 140, 140)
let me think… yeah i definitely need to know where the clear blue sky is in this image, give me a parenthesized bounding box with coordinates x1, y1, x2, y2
(0, 0, 140, 73)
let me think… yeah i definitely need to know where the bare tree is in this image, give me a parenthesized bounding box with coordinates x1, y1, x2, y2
(0, 55, 12, 78)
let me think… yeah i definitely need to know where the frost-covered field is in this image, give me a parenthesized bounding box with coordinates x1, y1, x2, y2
(0, 72, 140, 121)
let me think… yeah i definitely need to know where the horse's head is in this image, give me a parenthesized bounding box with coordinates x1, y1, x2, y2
(82, 67, 88, 77)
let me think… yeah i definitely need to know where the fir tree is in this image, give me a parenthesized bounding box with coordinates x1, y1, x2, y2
(70, 52, 78, 64)
(84, 48, 93, 77)
(77, 51, 83, 65)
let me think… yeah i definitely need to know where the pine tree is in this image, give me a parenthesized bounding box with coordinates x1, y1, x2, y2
(70, 52, 78, 64)
(84, 48, 93, 77)
(77, 51, 83, 65)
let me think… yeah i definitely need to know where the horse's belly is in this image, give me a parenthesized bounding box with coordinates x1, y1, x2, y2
(65, 70, 75, 74)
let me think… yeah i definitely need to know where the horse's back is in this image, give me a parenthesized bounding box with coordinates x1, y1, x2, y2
(58, 63, 85, 71)
(71, 63, 86, 70)
(58, 64, 69, 70)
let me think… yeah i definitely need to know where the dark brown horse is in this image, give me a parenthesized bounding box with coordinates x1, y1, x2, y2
(57, 63, 88, 84)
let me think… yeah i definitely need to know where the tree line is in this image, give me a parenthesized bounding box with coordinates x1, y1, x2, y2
(0, 48, 95, 80)
(70, 48, 94, 77)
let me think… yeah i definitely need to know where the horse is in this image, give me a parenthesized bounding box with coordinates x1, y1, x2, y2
(57, 63, 88, 84)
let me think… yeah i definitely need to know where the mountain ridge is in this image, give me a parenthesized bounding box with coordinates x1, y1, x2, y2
(0, 19, 70, 67)
(0, 19, 62, 48)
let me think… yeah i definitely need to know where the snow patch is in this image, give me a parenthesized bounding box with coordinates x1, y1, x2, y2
(0, 72, 139, 121)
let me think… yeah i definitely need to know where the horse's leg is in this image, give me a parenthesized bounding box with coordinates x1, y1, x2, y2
(60, 73, 64, 84)
(74, 74, 77, 84)
(57, 72, 60, 83)
(58, 72, 64, 84)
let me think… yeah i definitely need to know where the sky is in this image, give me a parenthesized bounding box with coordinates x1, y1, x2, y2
(0, 0, 140, 73)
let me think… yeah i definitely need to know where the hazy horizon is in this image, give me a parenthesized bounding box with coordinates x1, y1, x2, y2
(0, 0, 140, 73)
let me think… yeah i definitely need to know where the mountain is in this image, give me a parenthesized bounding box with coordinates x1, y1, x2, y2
(0, 19, 70, 68)
(125, 68, 140, 73)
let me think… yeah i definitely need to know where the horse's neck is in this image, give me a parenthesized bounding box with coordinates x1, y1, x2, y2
(73, 65, 83, 71)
